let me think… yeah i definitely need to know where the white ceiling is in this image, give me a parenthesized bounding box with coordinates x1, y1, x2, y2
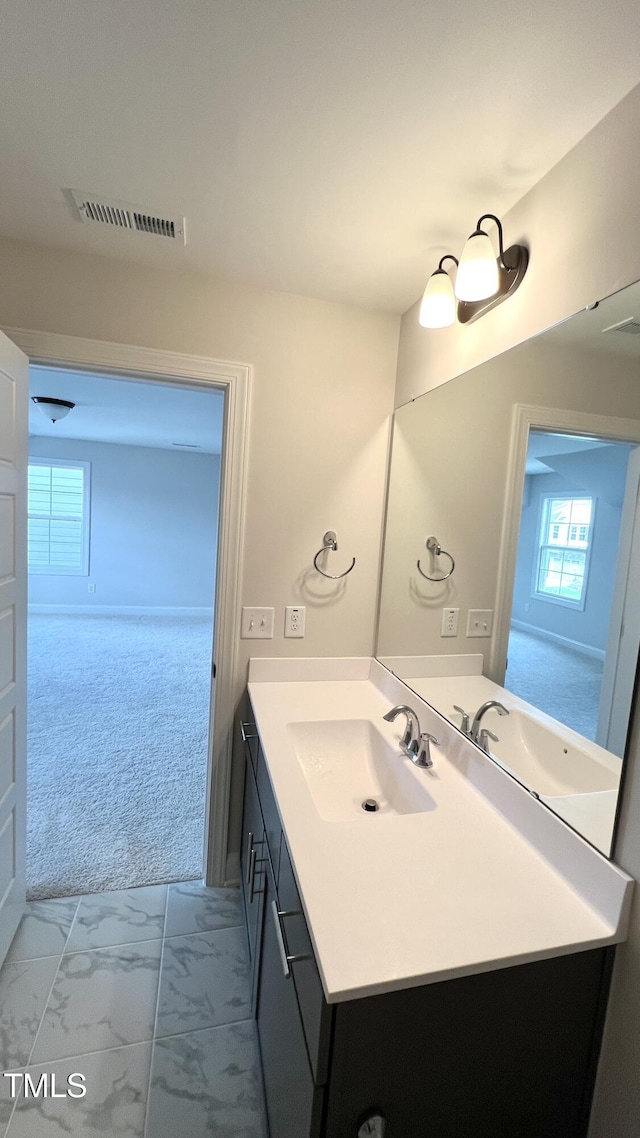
(544, 279, 640, 359)
(29, 367, 225, 453)
(2, 1, 640, 313)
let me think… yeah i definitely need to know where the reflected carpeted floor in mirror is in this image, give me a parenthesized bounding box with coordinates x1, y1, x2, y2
(505, 626, 603, 741)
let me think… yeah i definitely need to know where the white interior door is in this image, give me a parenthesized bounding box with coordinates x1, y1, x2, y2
(597, 445, 640, 755)
(0, 331, 28, 967)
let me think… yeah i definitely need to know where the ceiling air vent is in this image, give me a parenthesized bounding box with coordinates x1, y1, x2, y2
(602, 317, 640, 335)
(69, 190, 186, 244)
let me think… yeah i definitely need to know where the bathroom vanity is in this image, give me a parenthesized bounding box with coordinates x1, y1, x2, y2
(240, 658, 632, 1138)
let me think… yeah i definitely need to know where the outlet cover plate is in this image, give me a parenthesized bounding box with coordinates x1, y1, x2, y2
(440, 607, 459, 637)
(285, 605, 306, 638)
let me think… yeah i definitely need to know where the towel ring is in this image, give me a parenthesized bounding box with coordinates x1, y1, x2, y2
(417, 536, 455, 582)
(313, 531, 356, 579)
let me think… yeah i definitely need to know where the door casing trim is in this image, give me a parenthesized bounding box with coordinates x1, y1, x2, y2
(5, 326, 251, 886)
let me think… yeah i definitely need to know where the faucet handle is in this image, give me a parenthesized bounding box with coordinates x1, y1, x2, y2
(478, 728, 498, 754)
(453, 705, 470, 735)
(415, 732, 439, 768)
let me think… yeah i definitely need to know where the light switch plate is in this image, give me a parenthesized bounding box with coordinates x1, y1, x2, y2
(466, 609, 494, 637)
(241, 606, 274, 639)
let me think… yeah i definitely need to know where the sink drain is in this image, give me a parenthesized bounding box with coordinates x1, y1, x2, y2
(361, 798, 380, 812)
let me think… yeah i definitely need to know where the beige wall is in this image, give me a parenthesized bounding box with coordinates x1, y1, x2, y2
(393, 78, 640, 1138)
(396, 82, 640, 407)
(0, 234, 399, 870)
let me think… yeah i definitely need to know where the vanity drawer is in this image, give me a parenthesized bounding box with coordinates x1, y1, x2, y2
(256, 743, 282, 884)
(278, 836, 332, 1086)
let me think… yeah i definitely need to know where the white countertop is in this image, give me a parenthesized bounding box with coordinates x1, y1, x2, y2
(247, 658, 633, 1004)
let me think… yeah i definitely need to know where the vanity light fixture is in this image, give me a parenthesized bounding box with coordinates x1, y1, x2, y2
(419, 255, 459, 329)
(31, 397, 76, 423)
(420, 213, 528, 328)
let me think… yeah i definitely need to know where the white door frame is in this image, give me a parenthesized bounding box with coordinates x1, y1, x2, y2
(4, 326, 251, 887)
(491, 403, 640, 685)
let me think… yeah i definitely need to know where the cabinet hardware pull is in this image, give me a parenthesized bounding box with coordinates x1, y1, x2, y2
(272, 900, 291, 978)
(272, 902, 310, 974)
(240, 720, 258, 743)
(245, 832, 254, 885)
(248, 848, 257, 902)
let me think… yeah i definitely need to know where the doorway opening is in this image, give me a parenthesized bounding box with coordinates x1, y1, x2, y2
(505, 428, 639, 750)
(27, 364, 225, 899)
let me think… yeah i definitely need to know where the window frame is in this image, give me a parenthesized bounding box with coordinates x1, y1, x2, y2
(531, 492, 595, 611)
(27, 457, 91, 576)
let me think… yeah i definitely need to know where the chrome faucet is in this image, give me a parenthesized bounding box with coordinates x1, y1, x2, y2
(382, 705, 439, 769)
(383, 704, 420, 756)
(469, 700, 509, 744)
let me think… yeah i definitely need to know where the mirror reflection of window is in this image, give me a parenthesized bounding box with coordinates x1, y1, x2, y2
(535, 495, 594, 606)
(507, 432, 634, 750)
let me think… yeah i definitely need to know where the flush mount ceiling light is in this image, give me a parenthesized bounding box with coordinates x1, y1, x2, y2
(31, 397, 76, 423)
(419, 255, 459, 329)
(420, 213, 528, 328)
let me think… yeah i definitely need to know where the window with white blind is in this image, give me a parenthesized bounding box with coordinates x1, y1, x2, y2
(28, 460, 91, 575)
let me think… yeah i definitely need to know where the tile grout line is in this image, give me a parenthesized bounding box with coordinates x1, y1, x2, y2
(22, 948, 66, 1071)
(2, 896, 81, 1128)
(162, 921, 243, 942)
(149, 1015, 253, 1045)
(142, 883, 171, 1138)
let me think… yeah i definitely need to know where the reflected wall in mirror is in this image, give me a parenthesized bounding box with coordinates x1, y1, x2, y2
(377, 281, 640, 856)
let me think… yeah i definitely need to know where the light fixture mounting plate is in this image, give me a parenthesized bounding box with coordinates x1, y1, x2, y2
(456, 244, 528, 325)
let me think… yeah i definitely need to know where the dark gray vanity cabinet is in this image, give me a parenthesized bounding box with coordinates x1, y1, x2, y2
(256, 857, 324, 1138)
(239, 720, 266, 1010)
(240, 714, 612, 1138)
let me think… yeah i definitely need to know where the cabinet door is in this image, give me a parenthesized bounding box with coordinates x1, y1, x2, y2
(240, 762, 265, 1007)
(256, 862, 322, 1138)
(278, 838, 332, 1085)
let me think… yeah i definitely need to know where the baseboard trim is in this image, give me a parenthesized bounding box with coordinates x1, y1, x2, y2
(29, 604, 215, 617)
(510, 619, 606, 661)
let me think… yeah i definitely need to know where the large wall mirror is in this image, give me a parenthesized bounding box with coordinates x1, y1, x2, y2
(377, 280, 640, 857)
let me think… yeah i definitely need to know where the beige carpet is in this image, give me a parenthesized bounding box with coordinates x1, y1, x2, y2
(27, 613, 213, 899)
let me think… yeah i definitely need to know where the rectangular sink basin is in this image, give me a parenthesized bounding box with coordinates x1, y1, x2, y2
(287, 718, 437, 822)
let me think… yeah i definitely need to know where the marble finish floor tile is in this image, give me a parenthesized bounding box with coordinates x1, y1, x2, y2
(155, 927, 250, 1038)
(145, 1022, 265, 1138)
(0, 1081, 18, 1138)
(31, 941, 162, 1064)
(6, 1042, 152, 1137)
(0, 957, 60, 1070)
(65, 885, 167, 952)
(6, 898, 79, 963)
(164, 882, 242, 938)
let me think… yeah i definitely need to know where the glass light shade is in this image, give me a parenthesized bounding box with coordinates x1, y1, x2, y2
(419, 270, 456, 329)
(454, 230, 500, 301)
(32, 398, 74, 423)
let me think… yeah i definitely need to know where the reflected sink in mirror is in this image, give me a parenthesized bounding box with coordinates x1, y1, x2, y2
(488, 707, 620, 798)
(287, 719, 437, 821)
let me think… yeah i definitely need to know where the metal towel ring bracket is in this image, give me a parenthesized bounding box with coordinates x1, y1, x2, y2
(417, 535, 455, 582)
(313, 531, 356, 579)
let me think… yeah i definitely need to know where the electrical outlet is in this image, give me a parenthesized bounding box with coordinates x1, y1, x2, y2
(440, 607, 459, 637)
(285, 605, 306, 638)
(241, 607, 274, 639)
(466, 609, 494, 637)
(87, 583, 96, 594)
